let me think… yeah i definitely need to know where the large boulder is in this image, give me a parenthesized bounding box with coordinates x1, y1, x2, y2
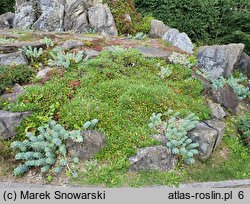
(162, 28, 193, 53)
(64, 0, 90, 32)
(0, 110, 31, 139)
(129, 146, 176, 172)
(197, 43, 245, 79)
(14, 0, 65, 31)
(13, 0, 118, 36)
(32, 0, 65, 32)
(67, 130, 106, 160)
(13, 1, 36, 29)
(149, 19, 170, 38)
(235, 52, 250, 78)
(0, 12, 15, 29)
(0, 51, 28, 66)
(188, 119, 226, 160)
(88, 5, 118, 36)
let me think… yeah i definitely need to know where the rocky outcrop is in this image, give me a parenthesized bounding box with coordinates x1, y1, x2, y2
(197, 43, 245, 79)
(67, 130, 106, 160)
(32, 0, 65, 32)
(188, 119, 226, 160)
(129, 146, 176, 172)
(0, 110, 31, 139)
(88, 5, 118, 36)
(149, 19, 170, 38)
(0, 12, 15, 29)
(0, 51, 28, 66)
(13, 0, 118, 36)
(162, 28, 194, 53)
(63, 0, 102, 32)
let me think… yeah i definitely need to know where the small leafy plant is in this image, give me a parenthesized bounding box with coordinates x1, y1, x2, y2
(83, 119, 99, 130)
(159, 65, 172, 79)
(209, 73, 249, 100)
(0, 37, 16, 44)
(134, 32, 147, 40)
(168, 52, 196, 68)
(20, 46, 43, 62)
(48, 48, 84, 69)
(43, 37, 54, 48)
(149, 110, 200, 164)
(11, 120, 83, 177)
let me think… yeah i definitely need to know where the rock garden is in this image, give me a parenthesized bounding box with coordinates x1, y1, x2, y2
(0, 0, 249, 187)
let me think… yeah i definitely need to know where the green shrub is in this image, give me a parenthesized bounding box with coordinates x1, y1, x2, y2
(134, 0, 250, 54)
(238, 114, 250, 146)
(0, 0, 15, 15)
(0, 65, 35, 94)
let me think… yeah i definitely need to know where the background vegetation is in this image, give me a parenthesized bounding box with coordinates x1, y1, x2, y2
(134, 0, 250, 54)
(0, 0, 15, 15)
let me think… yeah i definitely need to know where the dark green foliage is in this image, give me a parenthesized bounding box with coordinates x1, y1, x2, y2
(238, 114, 250, 145)
(0, 0, 15, 15)
(134, 0, 250, 54)
(0, 65, 35, 94)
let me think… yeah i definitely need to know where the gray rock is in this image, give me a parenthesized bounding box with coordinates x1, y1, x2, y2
(0, 12, 15, 29)
(204, 119, 226, 150)
(0, 110, 31, 139)
(137, 46, 171, 59)
(67, 130, 106, 160)
(85, 49, 100, 59)
(0, 84, 24, 103)
(162, 29, 193, 53)
(208, 101, 226, 120)
(235, 52, 250, 78)
(61, 40, 84, 50)
(188, 120, 226, 160)
(149, 19, 170, 38)
(32, 0, 65, 32)
(198, 43, 245, 79)
(36, 67, 53, 79)
(13, 1, 36, 29)
(210, 84, 239, 114)
(129, 146, 176, 172)
(88, 5, 118, 36)
(64, 0, 89, 32)
(14, 0, 65, 31)
(0, 51, 28, 66)
(0, 41, 46, 54)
